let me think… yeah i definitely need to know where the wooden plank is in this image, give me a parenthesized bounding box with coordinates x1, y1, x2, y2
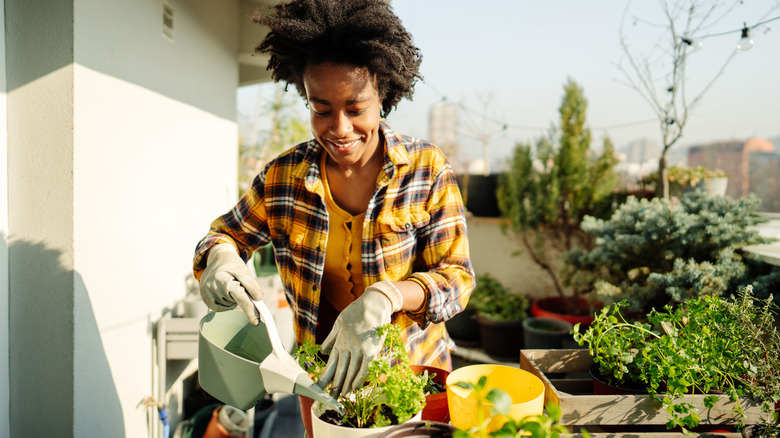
(520, 349, 763, 427)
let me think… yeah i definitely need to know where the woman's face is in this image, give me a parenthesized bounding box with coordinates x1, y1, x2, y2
(303, 62, 383, 170)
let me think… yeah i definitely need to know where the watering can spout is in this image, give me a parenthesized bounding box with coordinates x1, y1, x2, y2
(294, 376, 345, 416)
(256, 345, 344, 415)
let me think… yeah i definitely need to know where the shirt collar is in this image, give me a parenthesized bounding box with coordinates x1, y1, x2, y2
(294, 119, 411, 192)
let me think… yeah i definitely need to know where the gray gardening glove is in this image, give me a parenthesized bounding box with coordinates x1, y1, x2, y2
(199, 243, 264, 326)
(317, 280, 403, 397)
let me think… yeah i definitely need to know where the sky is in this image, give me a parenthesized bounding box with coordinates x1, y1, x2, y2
(238, 0, 780, 171)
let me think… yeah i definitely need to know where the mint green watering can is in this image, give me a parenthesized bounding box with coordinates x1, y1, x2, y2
(198, 298, 343, 414)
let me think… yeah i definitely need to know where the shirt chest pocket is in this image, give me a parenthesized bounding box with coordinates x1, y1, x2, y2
(374, 209, 430, 279)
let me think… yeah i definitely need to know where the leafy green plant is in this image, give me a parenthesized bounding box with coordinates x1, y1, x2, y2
(573, 286, 780, 433)
(293, 324, 426, 428)
(562, 190, 778, 314)
(419, 370, 444, 395)
(571, 302, 657, 390)
(451, 376, 586, 438)
(469, 273, 529, 322)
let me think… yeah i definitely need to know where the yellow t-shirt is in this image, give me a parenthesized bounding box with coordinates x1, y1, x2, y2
(319, 153, 366, 312)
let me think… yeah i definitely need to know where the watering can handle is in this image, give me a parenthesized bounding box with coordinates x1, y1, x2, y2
(251, 299, 286, 353)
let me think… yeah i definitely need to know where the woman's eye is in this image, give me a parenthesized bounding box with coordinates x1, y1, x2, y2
(349, 110, 365, 116)
(313, 110, 330, 117)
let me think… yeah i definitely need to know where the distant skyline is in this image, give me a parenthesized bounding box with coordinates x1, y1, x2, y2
(238, 1, 780, 171)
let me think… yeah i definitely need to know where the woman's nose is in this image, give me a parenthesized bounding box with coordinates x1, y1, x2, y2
(329, 112, 353, 137)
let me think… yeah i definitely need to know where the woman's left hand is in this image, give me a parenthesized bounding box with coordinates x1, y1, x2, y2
(317, 281, 403, 396)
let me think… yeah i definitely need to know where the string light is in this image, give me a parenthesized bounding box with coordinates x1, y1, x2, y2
(690, 15, 780, 46)
(421, 15, 779, 137)
(737, 24, 754, 51)
(422, 79, 656, 133)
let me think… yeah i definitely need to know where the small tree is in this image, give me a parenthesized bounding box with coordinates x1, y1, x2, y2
(239, 83, 309, 194)
(497, 79, 618, 298)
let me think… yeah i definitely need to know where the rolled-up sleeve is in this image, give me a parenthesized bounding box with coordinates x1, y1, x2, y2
(408, 164, 475, 328)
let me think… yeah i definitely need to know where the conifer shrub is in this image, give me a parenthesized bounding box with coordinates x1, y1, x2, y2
(561, 190, 779, 313)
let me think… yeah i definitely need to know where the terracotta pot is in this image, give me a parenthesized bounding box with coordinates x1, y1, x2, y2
(299, 396, 315, 438)
(204, 405, 249, 438)
(531, 296, 599, 328)
(476, 316, 523, 362)
(589, 365, 648, 395)
(409, 365, 450, 423)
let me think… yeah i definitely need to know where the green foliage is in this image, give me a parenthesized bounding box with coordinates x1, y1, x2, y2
(562, 190, 776, 313)
(573, 286, 780, 433)
(451, 376, 588, 438)
(497, 78, 618, 297)
(419, 370, 444, 395)
(239, 83, 309, 195)
(469, 273, 529, 322)
(642, 165, 728, 191)
(571, 302, 658, 389)
(292, 324, 426, 428)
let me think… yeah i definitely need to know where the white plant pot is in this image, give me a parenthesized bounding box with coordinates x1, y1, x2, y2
(707, 177, 728, 197)
(310, 401, 422, 438)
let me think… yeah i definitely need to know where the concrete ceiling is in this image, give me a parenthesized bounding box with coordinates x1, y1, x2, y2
(238, 0, 282, 86)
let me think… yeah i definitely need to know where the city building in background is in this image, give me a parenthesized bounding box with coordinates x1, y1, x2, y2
(429, 102, 460, 172)
(688, 138, 778, 210)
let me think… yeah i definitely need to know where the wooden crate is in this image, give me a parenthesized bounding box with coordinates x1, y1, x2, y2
(519, 349, 763, 428)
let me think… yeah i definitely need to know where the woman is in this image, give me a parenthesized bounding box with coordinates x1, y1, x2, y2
(193, 0, 474, 400)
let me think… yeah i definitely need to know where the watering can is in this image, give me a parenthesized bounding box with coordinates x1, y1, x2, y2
(198, 298, 344, 414)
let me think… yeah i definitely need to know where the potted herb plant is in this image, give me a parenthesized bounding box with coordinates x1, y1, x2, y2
(409, 365, 450, 423)
(572, 286, 780, 433)
(649, 164, 729, 198)
(295, 324, 427, 438)
(470, 273, 530, 362)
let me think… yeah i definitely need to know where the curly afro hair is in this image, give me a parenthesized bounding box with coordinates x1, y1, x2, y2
(253, 0, 422, 118)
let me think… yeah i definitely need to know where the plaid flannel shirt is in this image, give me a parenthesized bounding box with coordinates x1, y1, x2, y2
(193, 120, 475, 369)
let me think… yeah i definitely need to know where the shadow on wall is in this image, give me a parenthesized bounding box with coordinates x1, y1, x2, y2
(8, 236, 124, 435)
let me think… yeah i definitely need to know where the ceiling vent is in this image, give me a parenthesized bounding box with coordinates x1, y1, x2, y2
(162, 2, 175, 42)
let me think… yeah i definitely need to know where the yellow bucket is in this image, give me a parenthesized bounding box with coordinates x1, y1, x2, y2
(446, 364, 545, 432)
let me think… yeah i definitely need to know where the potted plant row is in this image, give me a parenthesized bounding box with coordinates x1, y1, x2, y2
(468, 273, 530, 362)
(572, 285, 780, 434)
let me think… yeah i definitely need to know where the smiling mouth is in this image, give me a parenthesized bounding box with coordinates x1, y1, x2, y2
(327, 139, 360, 150)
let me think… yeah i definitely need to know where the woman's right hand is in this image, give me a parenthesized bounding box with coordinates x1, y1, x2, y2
(199, 243, 264, 325)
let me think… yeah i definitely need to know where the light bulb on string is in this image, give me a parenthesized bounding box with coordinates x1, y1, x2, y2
(681, 37, 703, 53)
(737, 24, 754, 51)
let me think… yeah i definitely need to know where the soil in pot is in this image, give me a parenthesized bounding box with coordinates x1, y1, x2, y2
(476, 316, 523, 362)
(445, 308, 480, 348)
(311, 401, 422, 438)
(522, 317, 573, 350)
